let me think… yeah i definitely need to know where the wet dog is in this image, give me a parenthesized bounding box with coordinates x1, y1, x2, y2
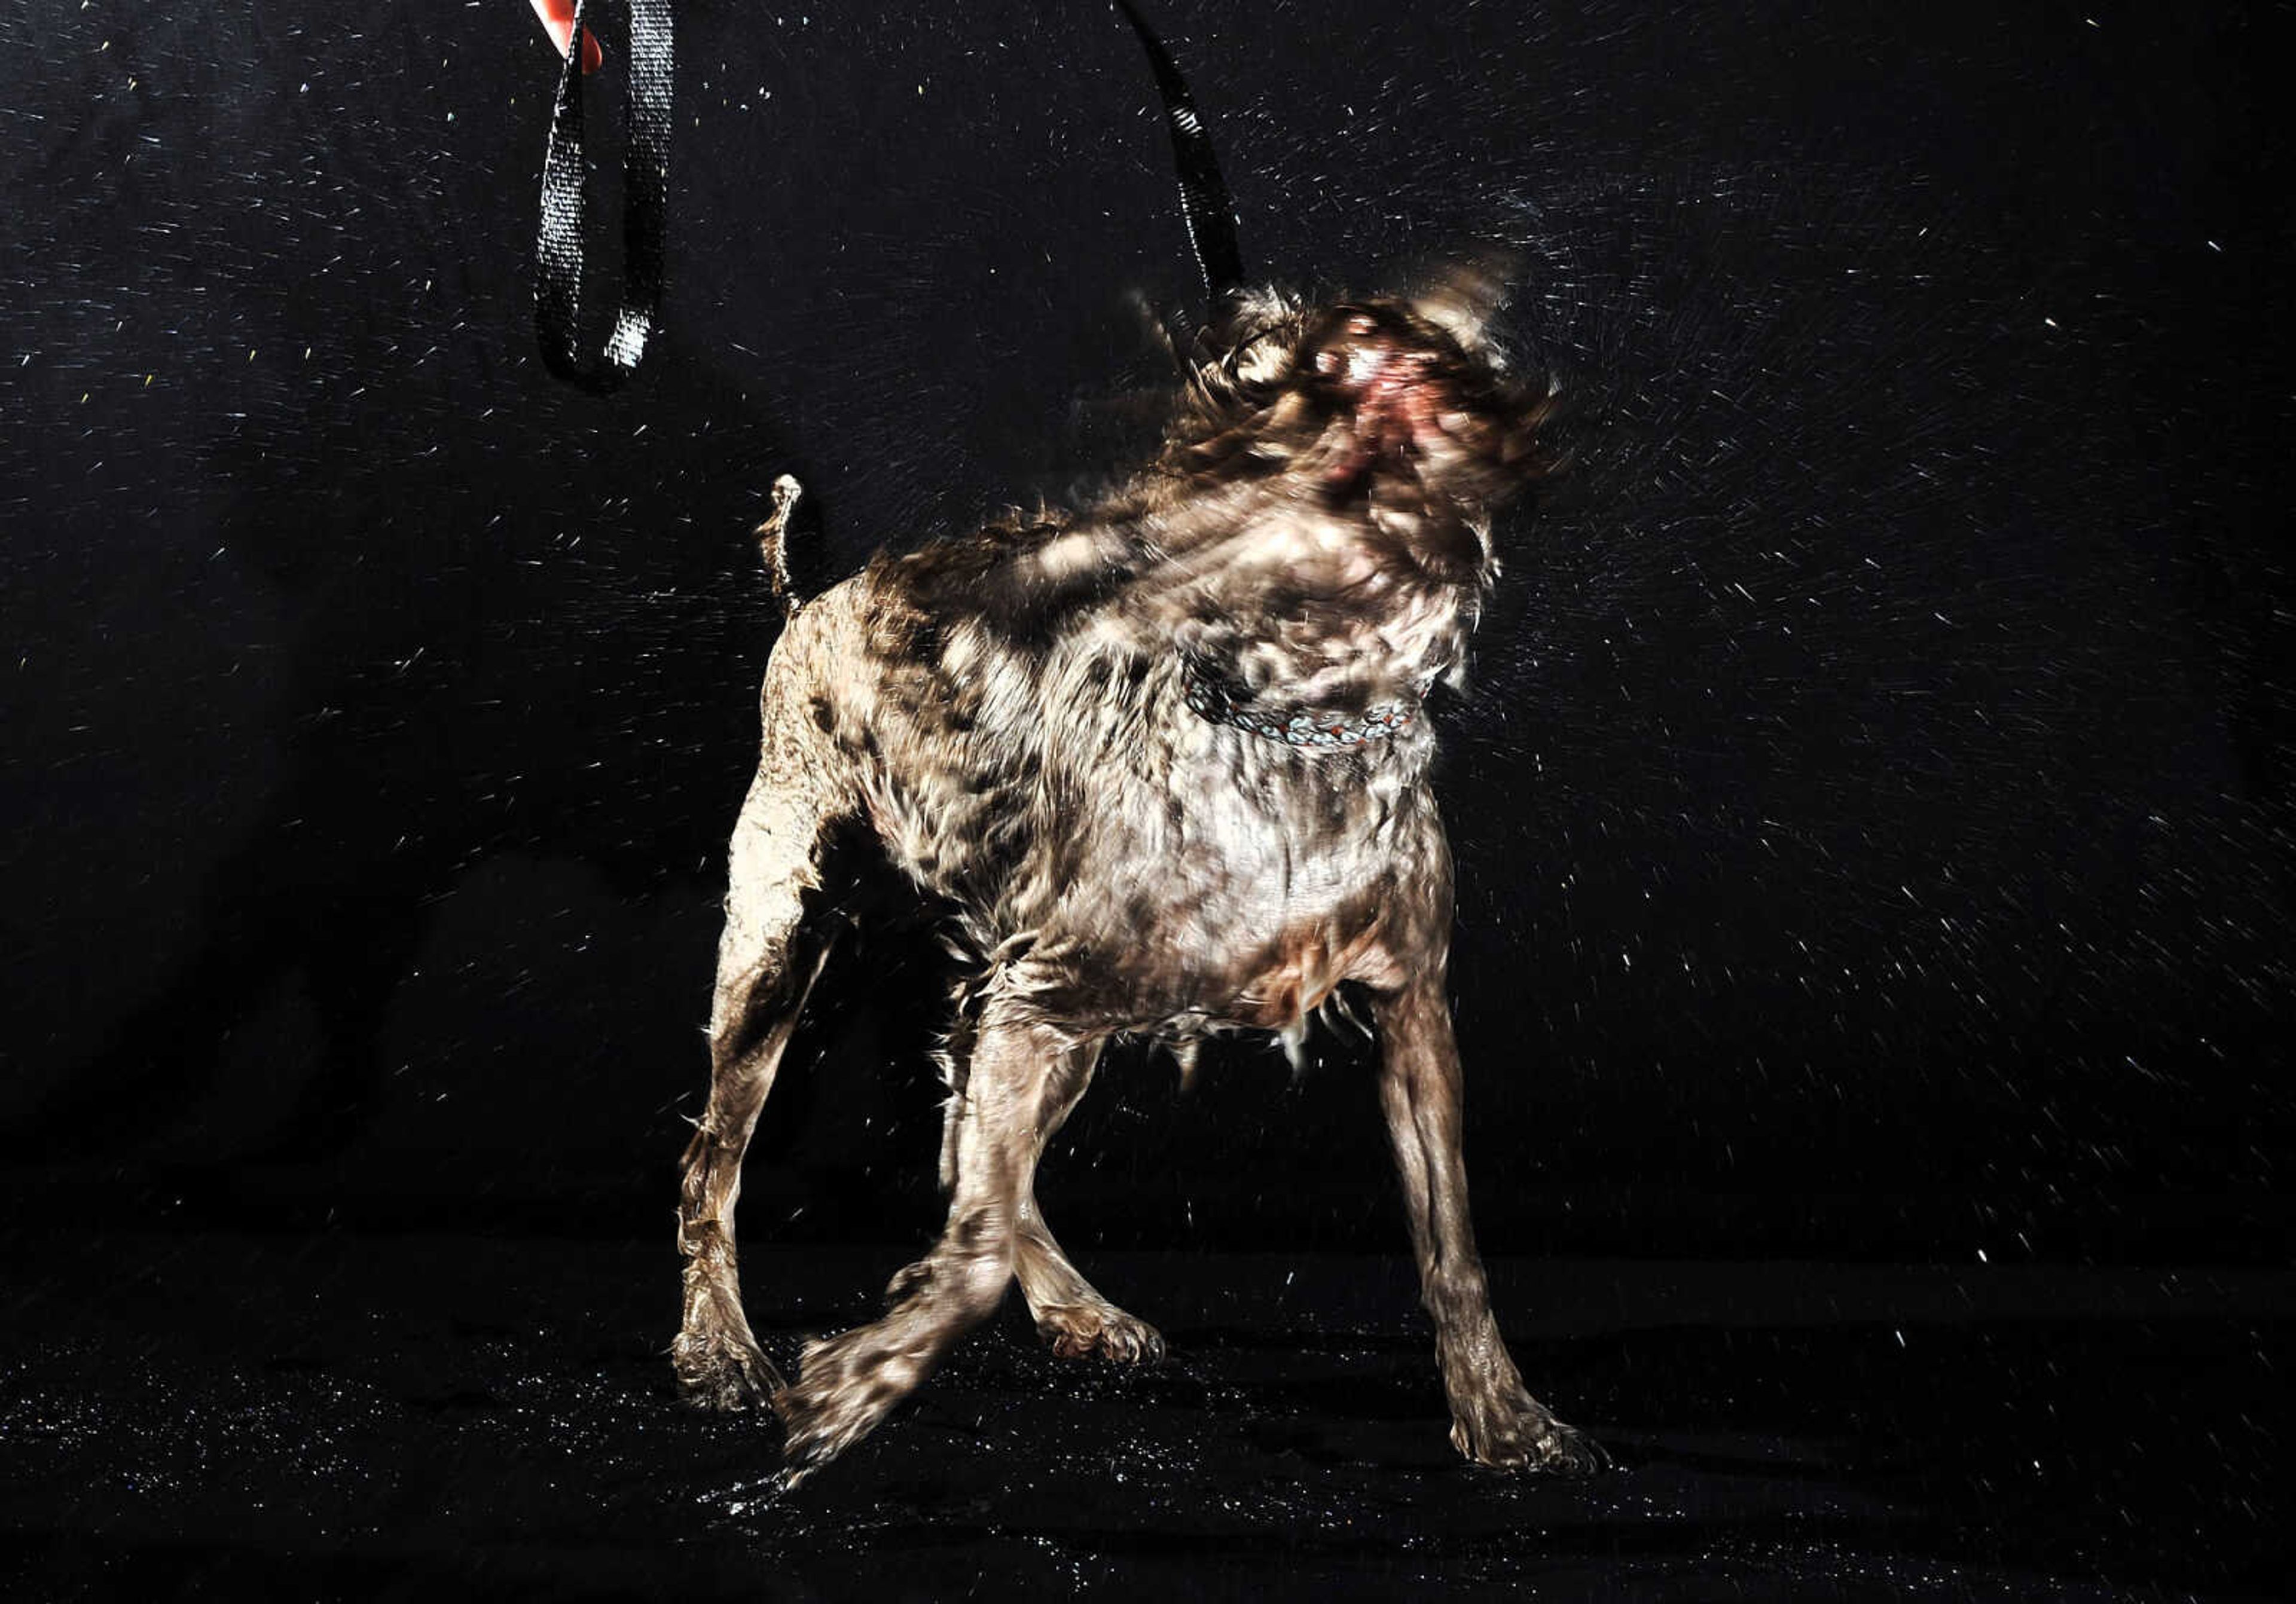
(670, 274, 1609, 1484)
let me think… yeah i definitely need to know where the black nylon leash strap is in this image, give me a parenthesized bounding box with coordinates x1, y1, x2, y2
(534, 0, 674, 393)
(1113, 0, 1245, 300)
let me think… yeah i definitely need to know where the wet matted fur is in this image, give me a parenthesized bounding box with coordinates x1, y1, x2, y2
(671, 277, 1609, 1484)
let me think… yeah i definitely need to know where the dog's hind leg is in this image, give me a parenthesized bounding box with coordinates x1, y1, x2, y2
(674, 652, 852, 1411)
(775, 997, 1079, 1481)
(1374, 970, 1609, 1475)
(1012, 1042, 1166, 1364)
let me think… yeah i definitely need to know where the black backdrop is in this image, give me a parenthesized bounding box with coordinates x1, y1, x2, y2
(4, 0, 2289, 1267)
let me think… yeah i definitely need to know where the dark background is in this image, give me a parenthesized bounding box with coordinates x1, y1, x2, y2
(1, 1, 2289, 1597)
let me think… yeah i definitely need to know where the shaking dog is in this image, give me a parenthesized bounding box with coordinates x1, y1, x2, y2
(671, 274, 1608, 1484)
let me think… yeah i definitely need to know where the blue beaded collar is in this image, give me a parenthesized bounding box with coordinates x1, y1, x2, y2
(1183, 668, 1421, 748)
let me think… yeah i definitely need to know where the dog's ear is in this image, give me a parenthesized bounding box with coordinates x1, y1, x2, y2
(1174, 288, 1311, 421)
(1406, 247, 1519, 353)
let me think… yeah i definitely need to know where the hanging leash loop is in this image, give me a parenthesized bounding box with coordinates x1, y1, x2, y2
(534, 0, 675, 393)
(529, 4, 1238, 386)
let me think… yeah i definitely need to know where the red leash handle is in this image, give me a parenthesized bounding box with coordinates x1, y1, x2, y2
(528, 0, 603, 74)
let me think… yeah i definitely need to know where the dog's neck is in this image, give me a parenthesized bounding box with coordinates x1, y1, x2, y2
(1180, 659, 1428, 748)
(1121, 472, 1484, 740)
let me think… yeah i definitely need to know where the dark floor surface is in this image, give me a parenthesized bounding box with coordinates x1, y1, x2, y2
(0, 1230, 2286, 1600)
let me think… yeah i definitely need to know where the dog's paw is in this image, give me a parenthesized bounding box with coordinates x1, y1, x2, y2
(1033, 1301, 1167, 1365)
(771, 1328, 920, 1486)
(672, 1327, 786, 1413)
(1449, 1394, 1611, 1477)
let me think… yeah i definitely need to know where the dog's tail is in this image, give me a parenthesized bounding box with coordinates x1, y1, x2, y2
(755, 474, 807, 615)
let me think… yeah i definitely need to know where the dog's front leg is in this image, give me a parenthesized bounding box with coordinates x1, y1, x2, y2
(775, 999, 1073, 1483)
(1013, 1041, 1166, 1364)
(1373, 973, 1608, 1474)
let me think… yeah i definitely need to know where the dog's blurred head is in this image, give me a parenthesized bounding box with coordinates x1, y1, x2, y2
(1159, 262, 1552, 589)
(1085, 262, 1550, 713)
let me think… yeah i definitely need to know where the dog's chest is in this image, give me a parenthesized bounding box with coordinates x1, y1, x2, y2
(1021, 725, 1430, 1028)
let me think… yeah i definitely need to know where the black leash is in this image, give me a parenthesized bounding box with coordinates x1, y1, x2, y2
(1112, 0, 1245, 301)
(533, 0, 674, 393)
